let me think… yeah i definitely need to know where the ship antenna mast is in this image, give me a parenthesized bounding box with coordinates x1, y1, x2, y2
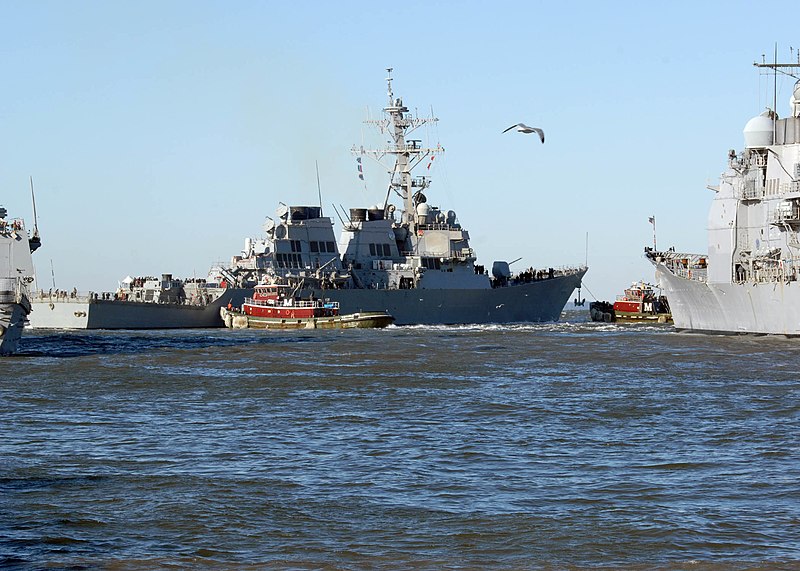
(354, 68, 443, 234)
(585, 231, 589, 267)
(315, 160, 323, 216)
(753, 45, 800, 112)
(29, 176, 39, 240)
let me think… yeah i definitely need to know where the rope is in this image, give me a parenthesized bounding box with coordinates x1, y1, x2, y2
(580, 281, 600, 301)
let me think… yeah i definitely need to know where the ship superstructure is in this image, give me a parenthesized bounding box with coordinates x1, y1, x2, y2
(226, 204, 347, 289)
(647, 54, 800, 334)
(339, 69, 487, 292)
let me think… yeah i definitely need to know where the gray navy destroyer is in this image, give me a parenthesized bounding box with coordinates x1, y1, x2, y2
(224, 70, 586, 324)
(647, 54, 800, 334)
(28, 272, 246, 330)
(1, 205, 40, 354)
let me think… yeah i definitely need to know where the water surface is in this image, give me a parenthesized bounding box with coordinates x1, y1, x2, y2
(2, 315, 799, 568)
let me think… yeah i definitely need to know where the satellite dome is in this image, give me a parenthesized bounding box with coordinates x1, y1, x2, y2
(791, 81, 800, 117)
(743, 110, 775, 148)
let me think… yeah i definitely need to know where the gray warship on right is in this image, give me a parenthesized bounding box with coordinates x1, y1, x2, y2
(225, 70, 586, 325)
(1, 204, 39, 354)
(646, 53, 800, 334)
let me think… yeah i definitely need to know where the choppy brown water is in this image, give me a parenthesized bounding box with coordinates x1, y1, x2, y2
(2, 312, 800, 569)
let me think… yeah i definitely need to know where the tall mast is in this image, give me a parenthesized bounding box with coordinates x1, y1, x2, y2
(354, 68, 443, 233)
(29, 176, 39, 239)
(28, 175, 42, 252)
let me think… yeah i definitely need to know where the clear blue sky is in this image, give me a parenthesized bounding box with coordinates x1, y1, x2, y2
(1, 1, 798, 300)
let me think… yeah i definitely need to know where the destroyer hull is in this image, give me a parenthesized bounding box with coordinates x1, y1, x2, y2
(28, 289, 248, 330)
(305, 270, 586, 325)
(0, 303, 28, 355)
(27, 270, 584, 329)
(655, 263, 800, 335)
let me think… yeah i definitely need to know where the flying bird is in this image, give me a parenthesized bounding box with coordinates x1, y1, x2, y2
(502, 123, 545, 143)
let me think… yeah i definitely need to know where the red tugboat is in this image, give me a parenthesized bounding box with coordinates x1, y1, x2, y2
(589, 281, 672, 324)
(221, 281, 394, 330)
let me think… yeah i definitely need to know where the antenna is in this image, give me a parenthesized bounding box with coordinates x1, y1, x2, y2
(339, 203, 355, 229)
(585, 231, 589, 267)
(27, 176, 42, 252)
(29, 176, 39, 238)
(774, 43, 778, 139)
(50, 259, 56, 290)
(315, 160, 323, 215)
(331, 203, 347, 228)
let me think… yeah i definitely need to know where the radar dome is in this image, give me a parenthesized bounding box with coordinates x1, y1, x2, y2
(791, 81, 800, 117)
(743, 111, 775, 148)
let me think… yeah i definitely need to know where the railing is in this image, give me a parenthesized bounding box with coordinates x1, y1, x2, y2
(36, 290, 113, 303)
(494, 265, 587, 287)
(649, 249, 800, 285)
(34, 289, 214, 306)
(740, 182, 764, 201)
(647, 251, 709, 283)
(736, 180, 800, 201)
(417, 223, 462, 232)
(744, 259, 800, 284)
(782, 181, 800, 194)
(0, 218, 26, 237)
(244, 297, 339, 310)
(670, 266, 709, 282)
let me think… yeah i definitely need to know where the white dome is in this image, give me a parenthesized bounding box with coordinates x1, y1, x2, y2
(416, 203, 431, 216)
(743, 111, 774, 148)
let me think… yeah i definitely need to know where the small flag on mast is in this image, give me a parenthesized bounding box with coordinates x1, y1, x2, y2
(427, 155, 435, 170)
(356, 157, 364, 180)
(649, 215, 657, 250)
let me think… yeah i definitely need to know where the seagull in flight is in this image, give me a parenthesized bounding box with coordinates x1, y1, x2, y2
(502, 123, 545, 143)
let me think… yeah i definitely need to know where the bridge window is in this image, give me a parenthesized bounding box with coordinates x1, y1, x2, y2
(421, 257, 441, 270)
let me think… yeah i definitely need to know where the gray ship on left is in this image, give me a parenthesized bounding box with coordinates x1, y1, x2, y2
(27, 270, 248, 330)
(0, 206, 40, 355)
